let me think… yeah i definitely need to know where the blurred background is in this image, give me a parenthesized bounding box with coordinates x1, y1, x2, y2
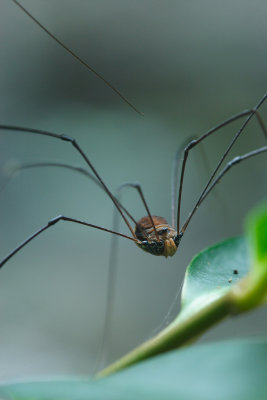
(0, 0, 266, 380)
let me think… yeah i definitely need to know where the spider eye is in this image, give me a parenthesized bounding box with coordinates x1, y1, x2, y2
(157, 228, 168, 235)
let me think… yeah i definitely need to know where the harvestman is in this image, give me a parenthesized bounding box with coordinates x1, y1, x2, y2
(0, 92, 267, 268)
(1, 1, 267, 265)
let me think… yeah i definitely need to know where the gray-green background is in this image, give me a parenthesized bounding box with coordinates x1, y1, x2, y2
(0, 0, 266, 379)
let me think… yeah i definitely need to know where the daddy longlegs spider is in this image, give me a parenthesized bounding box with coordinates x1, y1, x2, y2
(1, 1, 267, 276)
(1, 92, 267, 266)
(1, 0, 267, 373)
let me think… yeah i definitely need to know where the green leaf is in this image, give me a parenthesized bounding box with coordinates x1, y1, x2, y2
(97, 236, 254, 377)
(1, 339, 267, 400)
(246, 202, 267, 268)
(181, 236, 248, 312)
(231, 203, 267, 311)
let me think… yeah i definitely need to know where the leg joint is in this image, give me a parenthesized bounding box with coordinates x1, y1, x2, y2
(228, 156, 241, 166)
(60, 134, 75, 143)
(48, 215, 63, 226)
(186, 139, 197, 151)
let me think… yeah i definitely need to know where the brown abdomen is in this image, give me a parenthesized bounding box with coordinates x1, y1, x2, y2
(135, 216, 168, 241)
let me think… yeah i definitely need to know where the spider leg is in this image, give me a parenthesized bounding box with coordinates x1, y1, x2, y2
(0, 125, 137, 239)
(194, 146, 267, 210)
(176, 93, 267, 233)
(0, 215, 136, 270)
(171, 137, 195, 228)
(94, 180, 153, 372)
(118, 182, 160, 240)
(11, 0, 142, 115)
(0, 161, 137, 226)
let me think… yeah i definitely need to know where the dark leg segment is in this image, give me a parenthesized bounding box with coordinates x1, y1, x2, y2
(1, 161, 137, 226)
(94, 187, 123, 372)
(195, 146, 267, 208)
(0, 125, 136, 239)
(176, 93, 267, 233)
(171, 137, 196, 228)
(11, 0, 142, 115)
(94, 180, 152, 372)
(117, 182, 159, 240)
(0, 215, 136, 270)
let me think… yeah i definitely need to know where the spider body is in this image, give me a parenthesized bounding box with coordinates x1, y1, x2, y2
(135, 216, 183, 257)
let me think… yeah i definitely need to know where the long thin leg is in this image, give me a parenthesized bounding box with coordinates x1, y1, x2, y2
(95, 181, 147, 372)
(171, 137, 195, 228)
(0, 161, 138, 226)
(194, 146, 267, 210)
(177, 93, 267, 233)
(117, 182, 159, 240)
(0, 215, 137, 270)
(171, 138, 227, 229)
(94, 187, 123, 373)
(1, 161, 97, 188)
(181, 97, 267, 233)
(0, 125, 137, 239)
(11, 0, 142, 115)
